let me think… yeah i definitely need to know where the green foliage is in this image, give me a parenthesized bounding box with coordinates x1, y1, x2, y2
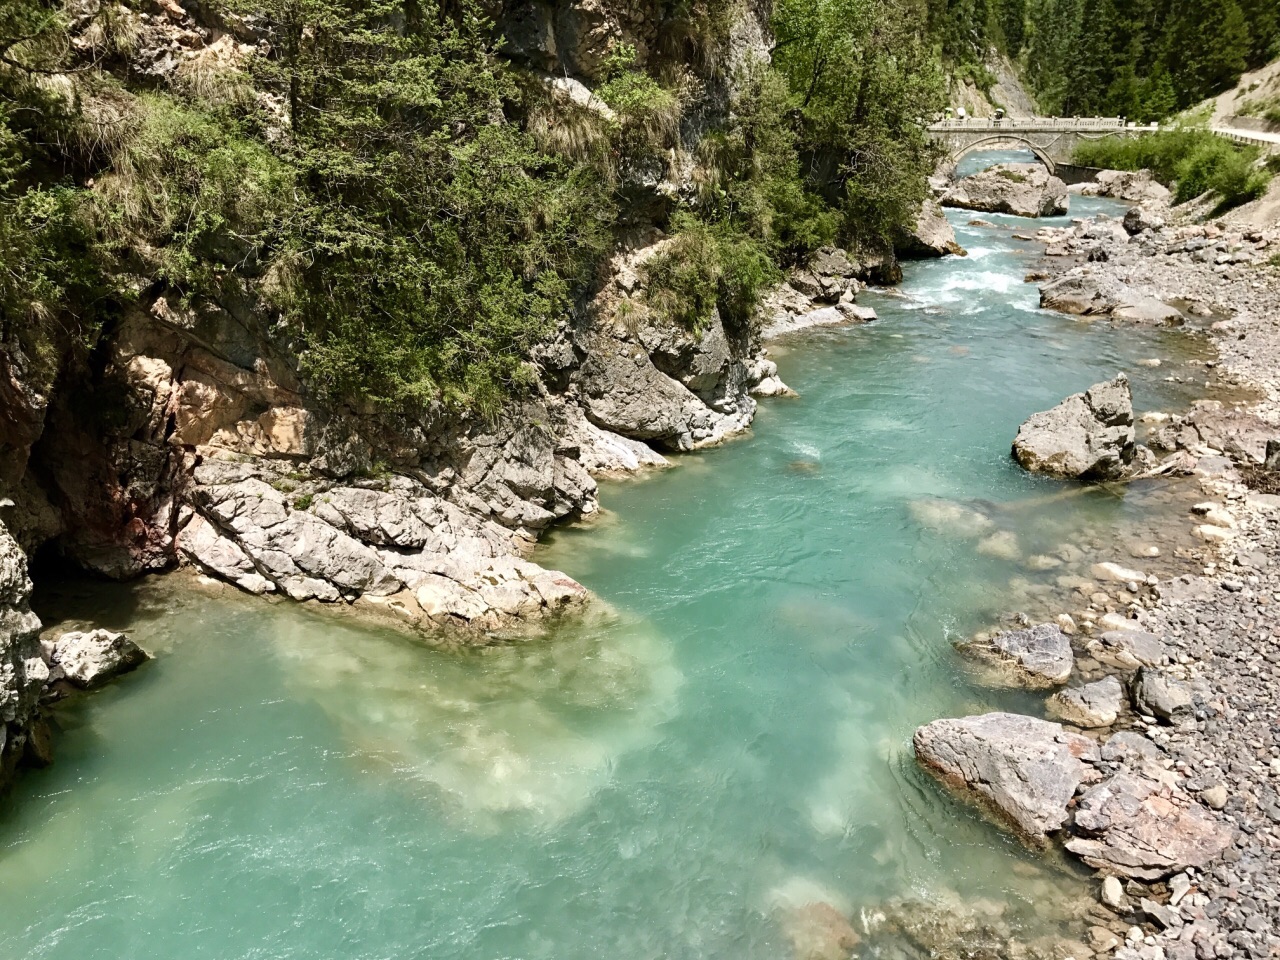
(236, 0, 612, 413)
(292, 493, 314, 511)
(772, 0, 946, 246)
(996, 168, 1028, 183)
(1015, 0, 1278, 120)
(641, 214, 781, 335)
(1073, 130, 1272, 211)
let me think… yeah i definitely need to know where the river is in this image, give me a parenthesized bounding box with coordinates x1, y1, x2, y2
(0, 153, 1219, 959)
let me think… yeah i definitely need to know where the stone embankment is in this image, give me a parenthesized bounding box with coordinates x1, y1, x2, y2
(916, 182, 1280, 960)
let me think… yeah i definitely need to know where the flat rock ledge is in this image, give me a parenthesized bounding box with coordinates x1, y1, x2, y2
(915, 712, 1235, 879)
(960, 622, 1075, 689)
(941, 163, 1069, 219)
(1047, 676, 1123, 728)
(1012, 374, 1135, 481)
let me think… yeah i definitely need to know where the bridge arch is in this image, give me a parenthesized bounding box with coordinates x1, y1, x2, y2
(948, 136, 1058, 174)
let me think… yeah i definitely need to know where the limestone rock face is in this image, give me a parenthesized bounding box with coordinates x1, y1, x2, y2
(941, 163, 1069, 218)
(50, 629, 150, 689)
(962, 623, 1074, 688)
(913, 712, 1099, 839)
(0, 519, 44, 785)
(1066, 773, 1234, 879)
(1087, 169, 1171, 205)
(896, 199, 966, 258)
(1048, 676, 1124, 728)
(1012, 375, 1136, 481)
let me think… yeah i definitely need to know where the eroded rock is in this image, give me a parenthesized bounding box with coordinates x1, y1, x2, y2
(1048, 676, 1123, 728)
(1012, 375, 1136, 481)
(962, 623, 1074, 688)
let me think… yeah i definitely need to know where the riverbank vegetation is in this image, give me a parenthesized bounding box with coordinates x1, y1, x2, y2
(1073, 129, 1273, 212)
(0, 0, 945, 412)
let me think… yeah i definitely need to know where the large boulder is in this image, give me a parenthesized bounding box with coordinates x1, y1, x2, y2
(1011, 375, 1135, 481)
(896, 199, 966, 258)
(1130, 667, 1194, 724)
(1086, 629, 1168, 669)
(1039, 270, 1181, 324)
(961, 623, 1074, 689)
(1066, 772, 1234, 879)
(50, 629, 150, 689)
(941, 163, 1069, 218)
(914, 712, 1099, 839)
(1089, 169, 1171, 205)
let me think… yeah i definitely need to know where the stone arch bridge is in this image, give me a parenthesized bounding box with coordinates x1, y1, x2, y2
(927, 117, 1160, 175)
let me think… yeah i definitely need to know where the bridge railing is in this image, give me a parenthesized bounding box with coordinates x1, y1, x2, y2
(927, 117, 1160, 132)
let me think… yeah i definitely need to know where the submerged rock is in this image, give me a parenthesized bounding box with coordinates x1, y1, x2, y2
(941, 163, 1068, 218)
(962, 623, 1074, 689)
(50, 629, 150, 689)
(1066, 772, 1233, 880)
(914, 712, 1099, 839)
(1011, 375, 1135, 481)
(780, 901, 861, 960)
(1047, 676, 1123, 728)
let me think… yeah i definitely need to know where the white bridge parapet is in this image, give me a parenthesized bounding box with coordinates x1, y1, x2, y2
(927, 117, 1160, 133)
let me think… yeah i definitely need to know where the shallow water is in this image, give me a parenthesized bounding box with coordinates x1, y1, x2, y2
(0, 153, 1221, 959)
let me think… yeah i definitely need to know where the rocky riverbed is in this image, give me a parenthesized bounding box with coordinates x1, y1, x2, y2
(915, 176, 1280, 960)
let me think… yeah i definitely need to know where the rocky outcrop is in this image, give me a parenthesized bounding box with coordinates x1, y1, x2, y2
(961, 623, 1074, 689)
(913, 712, 1099, 839)
(1011, 375, 1136, 481)
(941, 164, 1068, 218)
(896, 199, 966, 258)
(0, 519, 46, 789)
(1039, 270, 1182, 324)
(1066, 773, 1234, 879)
(47, 629, 150, 689)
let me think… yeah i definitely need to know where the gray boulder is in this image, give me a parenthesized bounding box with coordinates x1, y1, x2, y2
(1131, 667, 1194, 724)
(1012, 375, 1136, 481)
(897, 199, 966, 258)
(914, 712, 1099, 839)
(51, 629, 150, 689)
(1040, 270, 1181, 324)
(1066, 772, 1233, 879)
(1048, 676, 1124, 728)
(962, 623, 1074, 688)
(1087, 629, 1168, 669)
(941, 163, 1069, 218)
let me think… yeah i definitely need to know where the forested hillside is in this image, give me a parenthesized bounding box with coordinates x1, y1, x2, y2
(0, 0, 941, 416)
(925, 0, 1280, 120)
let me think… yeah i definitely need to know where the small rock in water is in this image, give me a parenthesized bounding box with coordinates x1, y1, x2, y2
(780, 902, 860, 960)
(1136, 358, 1162, 368)
(963, 623, 1074, 688)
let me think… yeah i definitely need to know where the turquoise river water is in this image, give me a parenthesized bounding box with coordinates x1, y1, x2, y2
(0, 154, 1221, 959)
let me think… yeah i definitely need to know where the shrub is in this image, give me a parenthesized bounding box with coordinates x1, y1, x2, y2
(1074, 129, 1271, 212)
